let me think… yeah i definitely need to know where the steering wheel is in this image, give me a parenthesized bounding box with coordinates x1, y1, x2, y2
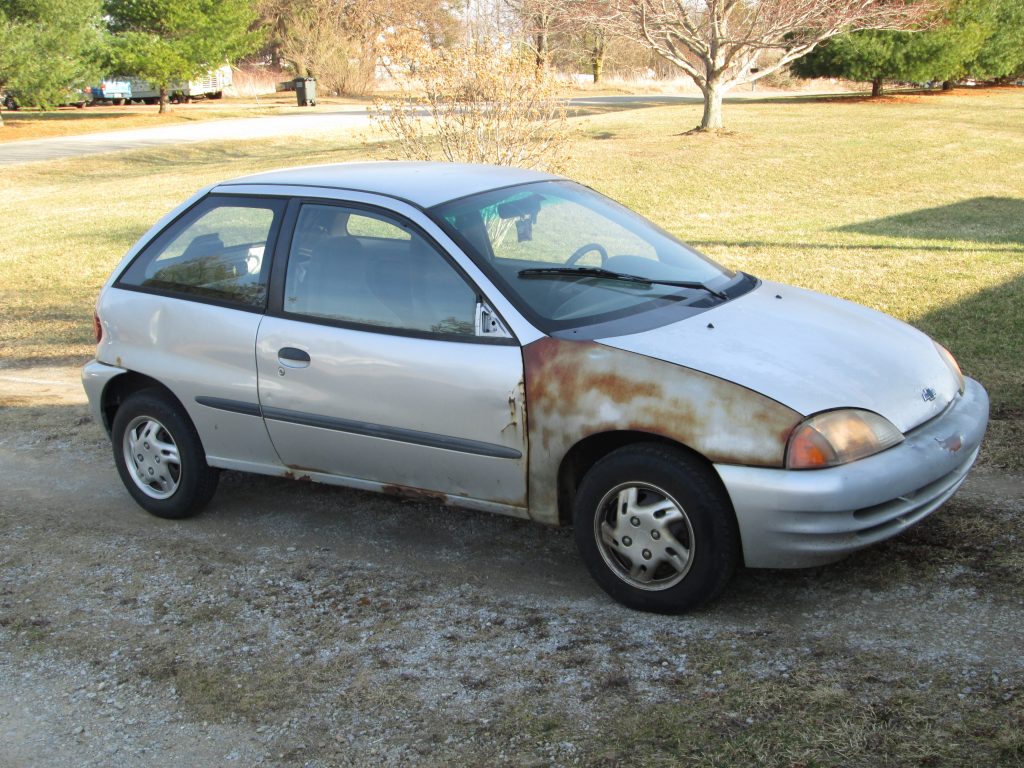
(565, 242, 608, 267)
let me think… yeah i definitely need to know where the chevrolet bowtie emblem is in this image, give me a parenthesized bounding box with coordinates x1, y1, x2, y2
(921, 387, 937, 402)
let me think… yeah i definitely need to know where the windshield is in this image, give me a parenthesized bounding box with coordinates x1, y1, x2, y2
(430, 181, 740, 332)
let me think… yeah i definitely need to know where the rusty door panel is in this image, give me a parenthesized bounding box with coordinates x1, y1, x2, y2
(522, 337, 802, 524)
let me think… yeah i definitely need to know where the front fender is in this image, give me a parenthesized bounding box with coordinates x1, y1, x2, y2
(522, 337, 801, 525)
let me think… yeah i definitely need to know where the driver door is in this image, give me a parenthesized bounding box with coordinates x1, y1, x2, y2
(256, 201, 527, 509)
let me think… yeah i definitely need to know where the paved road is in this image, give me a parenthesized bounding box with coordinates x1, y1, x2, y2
(0, 93, 843, 167)
(0, 104, 375, 166)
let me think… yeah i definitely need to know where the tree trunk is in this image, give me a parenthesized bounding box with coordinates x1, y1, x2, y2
(535, 26, 548, 70)
(871, 77, 883, 97)
(591, 33, 606, 84)
(699, 80, 725, 131)
(158, 86, 171, 114)
(0, 108, 4, 128)
(592, 51, 604, 84)
(942, 80, 954, 91)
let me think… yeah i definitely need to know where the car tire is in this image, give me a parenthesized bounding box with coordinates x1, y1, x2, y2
(111, 389, 219, 519)
(573, 443, 739, 614)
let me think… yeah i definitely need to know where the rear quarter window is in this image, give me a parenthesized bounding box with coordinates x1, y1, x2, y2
(119, 196, 285, 308)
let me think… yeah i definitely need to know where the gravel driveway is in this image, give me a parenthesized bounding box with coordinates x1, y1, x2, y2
(1, 364, 1021, 766)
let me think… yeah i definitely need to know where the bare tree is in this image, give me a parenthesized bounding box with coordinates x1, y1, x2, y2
(569, 1, 616, 83)
(504, 0, 565, 69)
(257, 0, 459, 95)
(601, 0, 936, 131)
(463, 0, 520, 46)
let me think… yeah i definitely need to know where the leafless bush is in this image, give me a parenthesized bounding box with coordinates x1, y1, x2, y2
(371, 42, 570, 172)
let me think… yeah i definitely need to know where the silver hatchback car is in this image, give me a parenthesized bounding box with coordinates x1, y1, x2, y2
(83, 162, 989, 613)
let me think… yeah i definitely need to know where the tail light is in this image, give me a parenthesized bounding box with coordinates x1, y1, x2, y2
(93, 311, 103, 343)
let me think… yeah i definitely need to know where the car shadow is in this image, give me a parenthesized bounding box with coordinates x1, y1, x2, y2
(913, 272, 1024, 473)
(689, 196, 1024, 257)
(912, 270, 1024, 355)
(835, 196, 1024, 246)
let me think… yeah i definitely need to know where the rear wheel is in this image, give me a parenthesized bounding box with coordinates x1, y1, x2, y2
(573, 444, 739, 613)
(111, 389, 218, 519)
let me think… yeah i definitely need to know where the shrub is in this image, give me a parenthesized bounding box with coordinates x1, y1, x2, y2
(371, 42, 570, 172)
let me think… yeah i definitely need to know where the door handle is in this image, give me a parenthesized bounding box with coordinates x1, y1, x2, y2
(278, 347, 311, 368)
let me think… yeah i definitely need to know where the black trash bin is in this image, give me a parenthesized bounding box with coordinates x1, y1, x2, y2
(294, 77, 317, 107)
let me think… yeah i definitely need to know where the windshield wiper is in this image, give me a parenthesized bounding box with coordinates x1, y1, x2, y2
(517, 266, 728, 300)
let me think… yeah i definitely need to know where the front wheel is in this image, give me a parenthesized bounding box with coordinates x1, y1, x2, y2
(111, 389, 219, 519)
(573, 444, 739, 613)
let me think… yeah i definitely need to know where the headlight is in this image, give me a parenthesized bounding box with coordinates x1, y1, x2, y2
(786, 409, 904, 469)
(934, 341, 965, 395)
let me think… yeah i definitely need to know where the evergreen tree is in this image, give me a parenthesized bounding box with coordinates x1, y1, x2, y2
(967, 0, 1024, 79)
(792, 0, 1017, 96)
(104, 0, 262, 113)
(0, 0, 104, 123)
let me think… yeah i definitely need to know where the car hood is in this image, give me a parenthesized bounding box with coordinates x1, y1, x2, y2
(598, 280, 959, 433)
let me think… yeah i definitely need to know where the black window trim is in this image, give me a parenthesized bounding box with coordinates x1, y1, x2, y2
(265, 197, 519, 347)
(114, 193, 289, 313)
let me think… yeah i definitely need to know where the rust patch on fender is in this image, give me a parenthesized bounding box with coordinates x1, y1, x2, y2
(522, 337, 802, 524)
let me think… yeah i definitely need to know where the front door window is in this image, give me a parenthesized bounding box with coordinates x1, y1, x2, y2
(283, 204, 478, 337)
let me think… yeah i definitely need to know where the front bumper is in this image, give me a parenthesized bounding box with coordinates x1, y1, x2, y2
(716, 377, 989, 569)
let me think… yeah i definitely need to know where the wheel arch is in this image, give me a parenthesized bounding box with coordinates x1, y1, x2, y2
(555, 430, 729, 527)
(100, 371, 186, 434)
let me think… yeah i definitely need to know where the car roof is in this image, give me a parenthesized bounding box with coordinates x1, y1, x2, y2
(215, 161, 559, 209)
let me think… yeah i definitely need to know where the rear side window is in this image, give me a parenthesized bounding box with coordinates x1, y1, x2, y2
(119, 196, 285, 308)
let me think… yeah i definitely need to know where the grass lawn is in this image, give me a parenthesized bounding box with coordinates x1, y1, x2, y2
(1, 86, 1021, 467)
